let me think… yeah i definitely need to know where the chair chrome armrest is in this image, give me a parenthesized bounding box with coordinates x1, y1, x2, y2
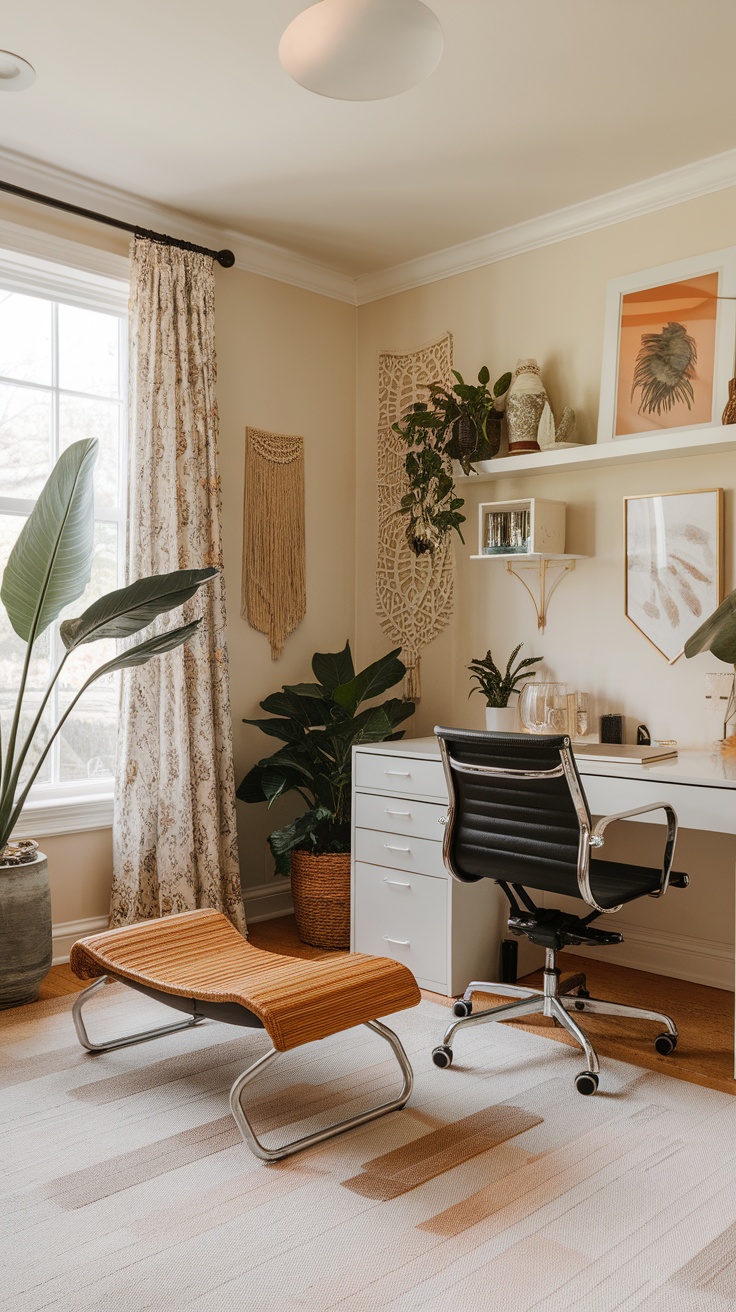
(592, 801, 678, 898)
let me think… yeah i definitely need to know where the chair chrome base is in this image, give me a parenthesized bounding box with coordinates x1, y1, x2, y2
(73, 977, 413, 1160)
(432, 950, 678, 1093)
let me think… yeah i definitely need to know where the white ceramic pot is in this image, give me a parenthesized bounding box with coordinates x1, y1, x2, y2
(485, 706, 518, 732)
(506, 358, 548, 454)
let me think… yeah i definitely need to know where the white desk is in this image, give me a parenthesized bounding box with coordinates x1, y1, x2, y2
(353, 737, 736, 1077)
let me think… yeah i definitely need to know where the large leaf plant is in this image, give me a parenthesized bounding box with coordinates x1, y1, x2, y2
(684, 588, 736, 737)
(237, 642, 414, 874)
(0, 438, 216, 860)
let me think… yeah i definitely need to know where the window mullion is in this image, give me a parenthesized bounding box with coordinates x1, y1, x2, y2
(49, 300, 61, 789)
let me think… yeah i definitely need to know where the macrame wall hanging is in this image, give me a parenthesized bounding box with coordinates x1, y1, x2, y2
(242, 426, 306, 659)
(376, 333, 455, 700)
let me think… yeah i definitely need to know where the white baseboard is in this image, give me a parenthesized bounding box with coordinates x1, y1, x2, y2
(50, 884, 295, 965)
(244, 879, 294, 924)
(52, 916, 108, 965)
(564, 920, 734, 992)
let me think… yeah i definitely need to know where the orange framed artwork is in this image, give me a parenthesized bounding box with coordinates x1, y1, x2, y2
(597, 249, 736, 443)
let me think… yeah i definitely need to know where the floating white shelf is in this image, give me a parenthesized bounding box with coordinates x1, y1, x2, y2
(459, 423, 736, 482)
(470, 552, 586, 561)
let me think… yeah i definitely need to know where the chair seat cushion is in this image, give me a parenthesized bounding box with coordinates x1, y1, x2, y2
(511, 858, 685, 910)
(70, 910, 420, 1052)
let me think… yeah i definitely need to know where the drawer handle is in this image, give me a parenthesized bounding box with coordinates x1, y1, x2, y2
(383, 877, 411, 888)
(383, 844, 411, 853)
(383, 770, 411, 777)
(384, 809, 411, 817)
(383, 935, 410, 946)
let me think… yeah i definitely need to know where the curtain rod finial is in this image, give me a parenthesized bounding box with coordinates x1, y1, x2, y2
(217, 250, 235, 268)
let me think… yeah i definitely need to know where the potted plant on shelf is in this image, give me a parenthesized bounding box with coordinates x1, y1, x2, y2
(392, 366, 511, 555)
(237, 642, 414, 947)
(0, 438, 218, 1009)
(468, 643, 543, 731)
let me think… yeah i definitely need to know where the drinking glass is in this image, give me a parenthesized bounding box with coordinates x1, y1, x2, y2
(519, 682, 566, 734)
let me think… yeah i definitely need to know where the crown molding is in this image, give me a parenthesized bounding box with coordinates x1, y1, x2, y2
(354, 147, 736, 304)
(3, 145, 736, 310)
(0, 147, 357, 305)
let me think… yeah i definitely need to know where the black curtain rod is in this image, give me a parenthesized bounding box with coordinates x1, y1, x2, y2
(0, 179, 236, 268)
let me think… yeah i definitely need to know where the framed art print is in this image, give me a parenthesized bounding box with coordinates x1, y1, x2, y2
(598, 249, 736, 443)
(624, 488, 723, 663)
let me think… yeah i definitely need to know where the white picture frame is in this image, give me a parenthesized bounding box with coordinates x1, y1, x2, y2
(598, 248, 736, 444)
(624, 488, 723, 664)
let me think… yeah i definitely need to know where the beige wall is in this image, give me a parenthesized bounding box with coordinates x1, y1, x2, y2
(0, 196, 356, 928)
(6, 178, 736, 974)
(356, 186, 736, 969)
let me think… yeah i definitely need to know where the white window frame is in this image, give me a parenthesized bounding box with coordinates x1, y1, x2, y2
(0, 219, 129, 837)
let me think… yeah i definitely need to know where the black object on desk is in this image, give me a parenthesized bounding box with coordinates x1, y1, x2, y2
(600, 714, 624, 744)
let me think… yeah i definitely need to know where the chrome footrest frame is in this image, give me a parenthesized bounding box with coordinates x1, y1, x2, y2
(230, 1019, 414, 1162)
(443, 950, 677, 1079)
(72, 975, 204, 1051)
(73, 978, 414, 1162)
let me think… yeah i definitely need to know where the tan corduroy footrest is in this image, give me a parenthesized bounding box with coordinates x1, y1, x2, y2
(71, 910, 419, 1161)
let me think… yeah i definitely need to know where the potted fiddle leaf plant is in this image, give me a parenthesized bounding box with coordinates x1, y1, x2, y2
(468, 643, 543, 731)
(0, 438, 217, 1009)
(392, 366, 511, 555)
(237, 642, 414, 947)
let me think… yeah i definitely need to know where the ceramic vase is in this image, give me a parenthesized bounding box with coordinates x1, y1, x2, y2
(506, 359, 548, 455)
(485, 706, 518, 732)
(0, 852, 52, 1008)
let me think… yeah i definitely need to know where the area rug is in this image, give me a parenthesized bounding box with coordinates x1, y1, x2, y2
(2, 987, 735, 1311)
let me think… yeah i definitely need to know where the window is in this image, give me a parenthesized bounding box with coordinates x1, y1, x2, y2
(0, 237, 128, 831)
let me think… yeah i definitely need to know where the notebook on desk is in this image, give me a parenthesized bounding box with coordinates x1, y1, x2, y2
(572, 743, 678, 764)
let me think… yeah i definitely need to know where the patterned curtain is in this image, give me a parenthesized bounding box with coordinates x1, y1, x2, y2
(111, 238, 246, 934)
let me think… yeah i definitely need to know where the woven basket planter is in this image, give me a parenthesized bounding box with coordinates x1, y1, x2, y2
(290, 849, 351, 949)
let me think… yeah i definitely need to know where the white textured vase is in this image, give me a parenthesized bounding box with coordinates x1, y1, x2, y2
(506, 358, 548, 455)
(485, 706, 518, 732)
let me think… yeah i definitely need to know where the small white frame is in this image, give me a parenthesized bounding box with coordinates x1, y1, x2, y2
(597, 247, 736, 445)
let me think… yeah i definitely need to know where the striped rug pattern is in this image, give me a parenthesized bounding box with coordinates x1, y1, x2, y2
(2, 984, 735, 1311)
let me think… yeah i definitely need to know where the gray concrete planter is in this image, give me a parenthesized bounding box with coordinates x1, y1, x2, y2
(0, 852, 52, 1009)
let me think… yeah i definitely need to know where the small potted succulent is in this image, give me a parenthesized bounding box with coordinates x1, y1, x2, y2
(468, 643, 543, 731)
(392, 366, 511, 556)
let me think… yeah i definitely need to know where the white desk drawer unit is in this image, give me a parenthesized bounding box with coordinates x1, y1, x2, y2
(352, 742, 504, 995)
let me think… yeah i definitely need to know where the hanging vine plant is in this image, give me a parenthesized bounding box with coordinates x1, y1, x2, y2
(392, 366, 511, 555)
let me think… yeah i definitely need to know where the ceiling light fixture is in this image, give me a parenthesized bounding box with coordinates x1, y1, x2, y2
(0, 50, 35, 92)
(279, 0, 443, 101)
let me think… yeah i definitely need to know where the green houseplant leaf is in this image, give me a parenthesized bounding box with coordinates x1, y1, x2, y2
(59, 568, 217, 650)
(1, 438, 97, 642)
(684, 589, 736, 665)
(238, 642, 413, 871)
(0, 439, 219, 855)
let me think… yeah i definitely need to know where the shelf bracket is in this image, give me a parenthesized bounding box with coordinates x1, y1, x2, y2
(505, 557, 577, 631)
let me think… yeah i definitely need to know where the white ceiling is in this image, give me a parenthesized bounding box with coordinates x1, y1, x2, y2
(2, 0, 736, 278)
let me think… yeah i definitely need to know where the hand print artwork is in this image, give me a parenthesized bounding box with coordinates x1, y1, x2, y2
(625, 489, 723, 663)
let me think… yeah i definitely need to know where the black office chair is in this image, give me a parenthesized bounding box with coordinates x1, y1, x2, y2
(431, 728, 689, 1094)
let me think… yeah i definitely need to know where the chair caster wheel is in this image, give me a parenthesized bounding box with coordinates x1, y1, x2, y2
(453, 999, 472, 1018)
(575, 1071, 599, 1096)
(654, 1032, 677, 1055)
(574, 987, 590, 1011)
(432, 1045, 453, 1069)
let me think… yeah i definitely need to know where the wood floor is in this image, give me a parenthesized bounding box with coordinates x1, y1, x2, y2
(36, 912, 734, 1094)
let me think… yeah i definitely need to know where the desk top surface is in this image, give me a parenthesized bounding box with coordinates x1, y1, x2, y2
(357, 736, 736, 791)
